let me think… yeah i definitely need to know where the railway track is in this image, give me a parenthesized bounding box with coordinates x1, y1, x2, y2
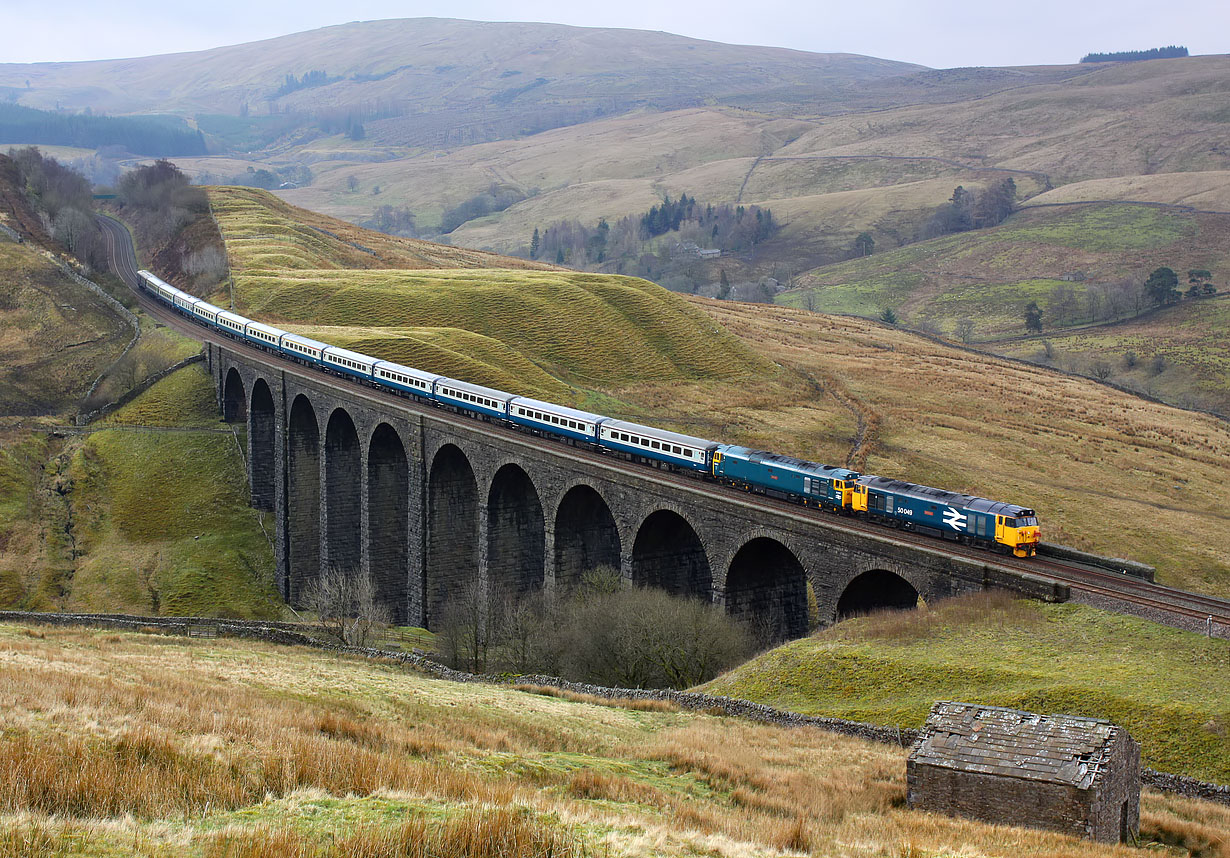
(96, 215, 1230, 633)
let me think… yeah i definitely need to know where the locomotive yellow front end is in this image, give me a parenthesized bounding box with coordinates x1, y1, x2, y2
(998, 511, 1040, 557)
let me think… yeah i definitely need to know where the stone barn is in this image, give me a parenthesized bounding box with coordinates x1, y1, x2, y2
(907, 702, 1140, 843)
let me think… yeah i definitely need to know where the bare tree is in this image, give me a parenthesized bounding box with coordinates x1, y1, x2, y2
(435, 578, 491, 673)
(489, 589, 559, 675)
(1048, 285, 1078, 327)
(954, 318, 976, 344)
(1090, 360, 1113, 381)
(303, 567, 391, 648)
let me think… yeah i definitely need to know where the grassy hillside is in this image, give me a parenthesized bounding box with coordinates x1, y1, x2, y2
(702, 591, 1230, 784)
(3, 621, 1227, 857)
(0, 363, 280, 618)
(996, 296, 1230, 415)
(267, 54, 1230, 272)
(210, 186, 556, 274)
(0, 237, 130, 416)
(1022, 171, 1230, 211)
(288, 325, 574, 402)
(779, 200, 1230, 414)
(0, 18, 918, 116)
(776, 55, 1230, 183)
(212, 187, 771, 395)
(781, 203, 1222, 337)
(279, 108, 807, 232)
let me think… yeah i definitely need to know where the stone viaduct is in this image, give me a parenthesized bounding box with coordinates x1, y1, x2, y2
(211, 344, 1054, 640)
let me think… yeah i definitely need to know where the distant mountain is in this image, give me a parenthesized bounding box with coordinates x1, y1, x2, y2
(0, 18, 922, 118)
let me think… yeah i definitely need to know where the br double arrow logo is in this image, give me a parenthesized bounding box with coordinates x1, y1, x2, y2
(943, 507, 967, 531)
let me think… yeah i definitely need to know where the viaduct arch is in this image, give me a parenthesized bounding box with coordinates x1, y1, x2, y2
(286, 394, 320, 604)
(427, 443, 479, 628)
(249, 379, 276, 511)
(324, 408, 362, 577)
(369, 423, 409, 623)
(835, 569, 920, 618)
(223, 367, 246, 424)
(631, 509, 710, 599)
(553, 484, 621, 591)
(487, 463, 545, 602)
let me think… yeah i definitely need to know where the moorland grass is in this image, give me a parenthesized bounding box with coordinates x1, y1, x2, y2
(237, 269, 764, 386)
(695, 299, 1230, 593)
(100, 361, 220, 428)
(66, 425, 279, 618)
(288, 325, 574, 401)
(702, 592, 1230, 783)
(0, 242, 130, 415)
(2, 622, 1226, 857)
(210, 186, 553, 273)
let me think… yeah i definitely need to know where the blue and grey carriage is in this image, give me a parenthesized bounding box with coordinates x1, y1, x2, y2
(508, 397, 605, 443)
(598, 419, 718, 472)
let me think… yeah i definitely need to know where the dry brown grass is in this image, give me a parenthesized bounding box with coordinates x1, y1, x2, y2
(1141, 790, 1230, 858)
(2, 624, 1227, 857)
(200, 809, 595, 858)
(512, 684, 680, 713)
(1024, 171, 1230, 211)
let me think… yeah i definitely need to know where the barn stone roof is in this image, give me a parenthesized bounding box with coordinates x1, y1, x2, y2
(910, 702, 1122, 790)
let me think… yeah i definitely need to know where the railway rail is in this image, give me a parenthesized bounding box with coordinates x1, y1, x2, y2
(96, 214, 1230, 634)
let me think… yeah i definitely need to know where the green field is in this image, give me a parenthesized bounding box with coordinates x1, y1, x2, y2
(702, 592, 1230, 784)
(780, 203, 1220, 341)
(64, 364, 279, 617)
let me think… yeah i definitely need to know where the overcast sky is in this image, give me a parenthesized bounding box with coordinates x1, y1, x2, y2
(9, 0, 1229, 68)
